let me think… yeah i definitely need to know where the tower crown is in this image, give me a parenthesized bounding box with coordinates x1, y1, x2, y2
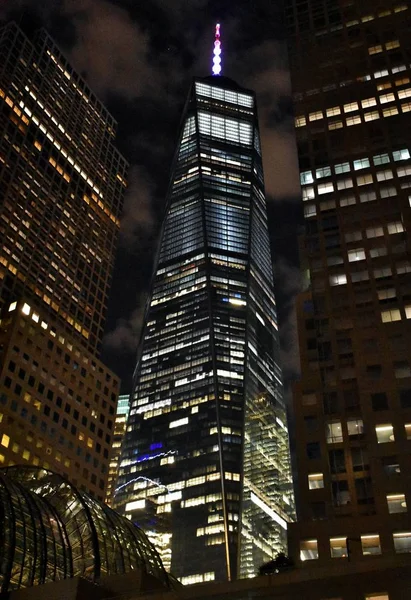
(212, 23, 222, 75)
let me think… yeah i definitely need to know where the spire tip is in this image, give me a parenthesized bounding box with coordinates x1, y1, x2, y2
(212, 22, 222, 76)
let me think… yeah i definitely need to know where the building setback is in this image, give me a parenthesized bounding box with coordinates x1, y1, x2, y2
(114, 75, 295, 582)
(285, 0, 411, 566)
(0, 22, 127, 497)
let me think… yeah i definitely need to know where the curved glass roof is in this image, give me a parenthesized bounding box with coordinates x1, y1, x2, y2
(0, 466, 169, 594)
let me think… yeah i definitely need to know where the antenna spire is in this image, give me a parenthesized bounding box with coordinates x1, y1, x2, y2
(212, 23, 222, 76)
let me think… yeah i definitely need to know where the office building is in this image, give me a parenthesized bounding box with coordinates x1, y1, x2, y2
(0, 466, 169, 595)
(106, 394, 130, 505)
(285, 0, 411, 567)
(114, 71, 295, 582)
(0, 299, 119, 500)
(0, 22, 127, 494)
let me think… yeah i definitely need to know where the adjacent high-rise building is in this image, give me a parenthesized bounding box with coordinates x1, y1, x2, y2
(0, 22, 127, 498)
(114, 73, 295, 582)
(285, 0, 411, 565)
(106, 394, 130, 505)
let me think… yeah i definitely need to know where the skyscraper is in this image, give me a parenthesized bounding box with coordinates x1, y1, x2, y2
(114, 67, 295, 582)
(0, 22, 127, 498)
(285, 0, 411, 564)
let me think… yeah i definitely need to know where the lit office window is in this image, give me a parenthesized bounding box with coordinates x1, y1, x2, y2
(365, 594, 389, 600)
(381, 310, 401, 323)
(361, 534, 381, 555)
(393, 532, 411, 553)
(326, 421, 343, 443)
(330, 537, 347, 558)
(300, 539, 318, 561)
(375, 424, 394, 443)
(387, 494, 407, 513)
(347, 418, 364, 437)
(348, 249, 366, 262)
(404, 423, 411, 439)
(308, 473, 324, 489)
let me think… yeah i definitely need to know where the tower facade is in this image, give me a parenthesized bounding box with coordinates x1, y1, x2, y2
(115, 76, 294, 582)
(285, 0, 411, 565)
(0, 22, 127, 498)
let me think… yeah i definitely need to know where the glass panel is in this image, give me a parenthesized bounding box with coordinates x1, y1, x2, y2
(375, 424, 394, 443)
(387, 494, 407, 513)
(300, 539, 318, 561)
(308, 473, 324, 489)
(326, 421, 343, 443)
(361, 534, 381, 555)
(330, 537, 347, 558)
(393, 532, 411, 553)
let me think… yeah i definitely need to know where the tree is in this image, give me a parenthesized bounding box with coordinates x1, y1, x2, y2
(258, 552, 295, 576)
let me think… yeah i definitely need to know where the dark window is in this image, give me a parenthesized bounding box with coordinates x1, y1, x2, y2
(351, 447, 369, 472)
(371, 393, 388, 411)
(306, 442, 321, 460)
(332, 480, 350, 506)
(400, 389, 411, 409)
(329, 449, 346, 473)
(323, 392, 339, 414)
(355, 477, 373, 505)
(304, 416, 318, 433)
(311, 502, 326, 519)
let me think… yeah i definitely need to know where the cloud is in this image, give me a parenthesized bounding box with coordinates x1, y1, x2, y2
(274, 258, 302, 384)
(235, 40, 301, 201)
(64, 0, 155, 99)
(119, 165, 156, 249)
(103, 293, 147, 355)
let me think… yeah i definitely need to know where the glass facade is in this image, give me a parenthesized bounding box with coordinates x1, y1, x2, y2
(0, 466, 169, 594)
(115, 76, 295, 582)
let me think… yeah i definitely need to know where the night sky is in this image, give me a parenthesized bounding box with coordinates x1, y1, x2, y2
(1, 0, 303, 395)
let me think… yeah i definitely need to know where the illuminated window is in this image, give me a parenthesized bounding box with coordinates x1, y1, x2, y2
(365, 594, 389, 600)
(326, 106, 341, 117)
(295, 116, 306, 127)
(330, 274, 347, 286)
(347, 418, 364, 437)
(387, 494, 407, 513)
(300, 171, 314, 184)
(375, 424, 394, 443)
(344, 102, 359, 113)
(335, 162, 350, 174)
(302, 186, 315, 200)
(383, 106, 399, 117)
(309, 111, 323, 121)
(346, 115, 361, 126)
(362, 97, 377, 108)
(361, 534, 381, 555)
(405, 423, 411, 439)
(316, 166, 331, 179)
(364, 111, 380, 122)
(366, 226, 384, 238)
(300, 539, 318, 561)
(353, 158, 370, 170)
(318, 182, 334, 195)
(337, 178, 353, 190)
(1, 434, 10, 448)
(387, 221, 404, 234)
(308, 473, 324, 489)
(330, 537, 347, 558)
(348, 249, 365, 262)
(326, 421, 343, 443)
(393, 532, 411, 553)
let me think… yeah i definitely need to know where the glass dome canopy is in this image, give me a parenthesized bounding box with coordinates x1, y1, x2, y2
(0, 466, 169, 594)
